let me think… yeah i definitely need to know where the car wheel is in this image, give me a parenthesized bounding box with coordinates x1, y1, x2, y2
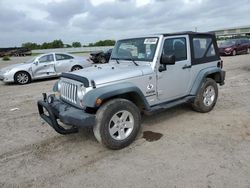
(192, 78, 218, 113)
(93, 98, 141, 150)
(71, 65, 82, 71)
(14, 71, 31, 85)
(232, 50, 236, 56)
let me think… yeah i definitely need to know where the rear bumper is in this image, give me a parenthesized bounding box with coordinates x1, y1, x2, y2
(37, 95, 95, 134)
(220, 70, 226, 85)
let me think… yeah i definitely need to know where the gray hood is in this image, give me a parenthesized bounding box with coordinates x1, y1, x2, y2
(70, 63, 153, 85)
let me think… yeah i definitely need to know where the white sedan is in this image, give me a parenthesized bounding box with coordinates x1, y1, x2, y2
(0, 52, 92, 84)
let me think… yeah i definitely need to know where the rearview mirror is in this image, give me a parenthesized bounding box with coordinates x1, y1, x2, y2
(34, 61, 38, 65)
(160, 54, 176, 65)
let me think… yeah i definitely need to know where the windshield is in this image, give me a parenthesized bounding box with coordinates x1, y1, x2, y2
(220, 40, 236, 47)
(111, 37, 158, 62)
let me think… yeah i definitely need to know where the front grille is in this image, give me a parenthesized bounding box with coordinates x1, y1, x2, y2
(60, 81, 78, 104)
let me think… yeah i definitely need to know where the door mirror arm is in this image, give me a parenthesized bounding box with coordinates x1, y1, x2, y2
(160, 54, 176, 65)
(158, 64, 167, 72)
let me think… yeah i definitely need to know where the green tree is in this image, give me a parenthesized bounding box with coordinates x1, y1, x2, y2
(94, 40, 115, 46)
(86, 40, 115, 47)
(22, 42, 40, 50)
(72, 42, 82, 47)
(51, 39, 64, 48)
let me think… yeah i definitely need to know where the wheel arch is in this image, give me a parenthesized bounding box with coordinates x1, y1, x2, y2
(71, 65, 83, 71)
(83, 82, 150, 111)
(14, 70, 32, 81)
(190, 67, 225, 95)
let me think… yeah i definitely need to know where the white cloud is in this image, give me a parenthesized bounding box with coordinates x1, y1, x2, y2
(91, 0, 115, 6)
(136, 0, 151, 7)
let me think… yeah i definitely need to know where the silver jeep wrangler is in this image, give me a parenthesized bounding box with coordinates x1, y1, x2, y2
(38, 32, 225, 149)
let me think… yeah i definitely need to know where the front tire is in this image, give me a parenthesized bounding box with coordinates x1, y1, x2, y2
(192, 78, 218, 113)
(93, 99, 141, 150)
(14, 71, 31, 85)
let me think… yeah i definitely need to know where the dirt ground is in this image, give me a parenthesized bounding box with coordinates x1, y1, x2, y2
(0, 54, 250, 188)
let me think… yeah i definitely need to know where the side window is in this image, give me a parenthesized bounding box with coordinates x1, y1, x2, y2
(193, 37, 216, 59)
(55, 54, 74, 61)
(163, 37, 187, 61)
(39, 54, 54, 63)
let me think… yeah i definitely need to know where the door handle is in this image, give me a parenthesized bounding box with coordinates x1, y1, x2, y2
(43, 65, 47, 67)
(182, 64, 192, 69)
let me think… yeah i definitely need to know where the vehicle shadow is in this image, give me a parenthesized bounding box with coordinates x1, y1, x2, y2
(142, 104, 193, 126)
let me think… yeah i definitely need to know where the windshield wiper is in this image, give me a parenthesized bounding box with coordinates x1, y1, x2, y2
(128, 53, 139, 66)
(125, 56, 139, 66)
(111, 57, 120, 64)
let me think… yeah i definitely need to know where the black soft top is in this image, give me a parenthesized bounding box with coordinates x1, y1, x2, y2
(161, 31, 216, 37)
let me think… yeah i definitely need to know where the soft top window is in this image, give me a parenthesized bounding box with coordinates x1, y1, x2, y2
(190, 34, 220, 65)
(193, 38, 215, 59)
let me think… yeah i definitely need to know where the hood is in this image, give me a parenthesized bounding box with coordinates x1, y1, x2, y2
(0, 62, 31, 72)
(69, 63, 153, 85)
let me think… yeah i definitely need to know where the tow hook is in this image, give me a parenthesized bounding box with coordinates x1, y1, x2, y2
(42, 93, 47, 102)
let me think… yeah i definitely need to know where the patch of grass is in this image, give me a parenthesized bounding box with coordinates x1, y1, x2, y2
(2, 56, 10, 61)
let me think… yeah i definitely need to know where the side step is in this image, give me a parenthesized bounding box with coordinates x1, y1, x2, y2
(145, 96, 195, 115)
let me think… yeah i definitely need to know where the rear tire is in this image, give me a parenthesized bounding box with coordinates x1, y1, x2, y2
(247, 48, 250, 54)
(71, 65, 82, 71)
(192, 78, 218, 113)
(14, 71, 31, 85)
(232, 50, 236, 56)
(93, 99, 141, 150)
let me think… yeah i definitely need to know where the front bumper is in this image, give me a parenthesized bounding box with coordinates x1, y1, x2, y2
(0, 72, 14, 82)
(219, 50, 232, 56)
(37, 95, 95, 134)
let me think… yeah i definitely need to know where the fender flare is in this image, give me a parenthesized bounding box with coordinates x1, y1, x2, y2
(190, 67, 225, 95)
(83, 82, 150, 110)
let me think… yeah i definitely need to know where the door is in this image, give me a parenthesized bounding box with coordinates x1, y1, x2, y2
(157, 36, 192, 101)
(32, 54, 56, 78)
(54, 53, 74, 73)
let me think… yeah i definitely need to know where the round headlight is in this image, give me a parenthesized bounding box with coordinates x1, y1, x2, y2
(53, 80, 61, 92)
(77, 86, 86, 100)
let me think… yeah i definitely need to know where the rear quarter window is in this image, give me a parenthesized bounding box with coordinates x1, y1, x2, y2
(191, 35, 220, 65)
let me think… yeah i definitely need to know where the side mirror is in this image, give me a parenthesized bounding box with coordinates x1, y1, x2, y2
(160, 54, 176, 65)
(34, 61, 38, 65)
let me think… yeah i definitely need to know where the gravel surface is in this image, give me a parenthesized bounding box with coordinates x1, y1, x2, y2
(0, 54, 250, 188)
